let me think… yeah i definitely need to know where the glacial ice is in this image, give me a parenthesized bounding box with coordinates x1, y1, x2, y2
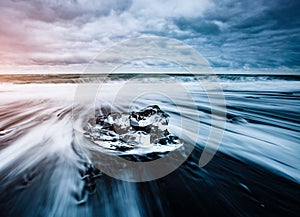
(84, 105, 183, 154)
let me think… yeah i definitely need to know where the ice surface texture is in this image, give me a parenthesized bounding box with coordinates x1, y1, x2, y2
(84, 105, 182, 154)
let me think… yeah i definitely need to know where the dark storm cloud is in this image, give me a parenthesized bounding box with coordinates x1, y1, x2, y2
(0, 0, 299, 71)
(170, 0, 300, 69)
(174, 18, 221, 35)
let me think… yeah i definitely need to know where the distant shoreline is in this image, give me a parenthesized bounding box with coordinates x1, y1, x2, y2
(0, 73, 299, 84)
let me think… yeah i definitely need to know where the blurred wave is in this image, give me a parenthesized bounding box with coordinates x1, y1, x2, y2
(0, 75, 299, 217)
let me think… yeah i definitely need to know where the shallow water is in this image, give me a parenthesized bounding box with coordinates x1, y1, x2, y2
(0, 75, 299, 217)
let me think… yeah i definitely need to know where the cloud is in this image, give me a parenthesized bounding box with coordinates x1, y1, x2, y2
(173, 0, 300, 69)
(129, 0, 213, 18)
(0, 0, 299, 72)
(174, 18, 221, 35)
(0, 0, 139, 66)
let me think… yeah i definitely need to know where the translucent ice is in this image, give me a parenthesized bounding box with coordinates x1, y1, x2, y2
(84, 105, 183, 154)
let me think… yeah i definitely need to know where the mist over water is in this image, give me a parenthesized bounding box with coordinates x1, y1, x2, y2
(0, 75, 299, 217)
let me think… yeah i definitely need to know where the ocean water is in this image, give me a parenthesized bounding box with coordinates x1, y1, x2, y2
(0, 74, 299, 217)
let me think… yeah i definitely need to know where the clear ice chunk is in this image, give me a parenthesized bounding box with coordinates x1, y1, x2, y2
(84, 105, 183, 154)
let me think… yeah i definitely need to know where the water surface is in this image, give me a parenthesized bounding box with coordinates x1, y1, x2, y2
(0, 74, 299, 217)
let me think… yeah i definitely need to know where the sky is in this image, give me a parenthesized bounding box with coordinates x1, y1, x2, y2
(0, 0, 299, 73)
